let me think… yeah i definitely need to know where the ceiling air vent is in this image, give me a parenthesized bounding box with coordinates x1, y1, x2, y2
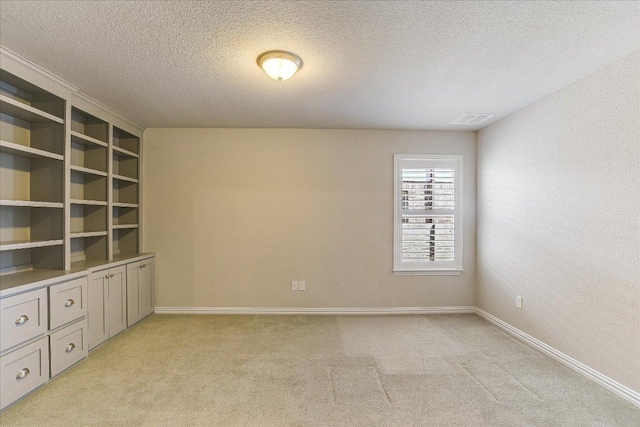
(451, 113, 494, 125)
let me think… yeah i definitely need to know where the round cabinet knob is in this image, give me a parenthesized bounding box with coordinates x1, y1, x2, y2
(64, 299, 75, 308)
(65, 343, 76, 353)
(16, 368, 30, 379)
(15, 315, 29, 325)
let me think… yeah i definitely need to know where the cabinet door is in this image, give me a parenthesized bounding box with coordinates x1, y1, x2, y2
(108, 266, 127, 337)
(126, 261, 142, 327)
(140, 258, 154, 317)
(88, 271, 109, 350)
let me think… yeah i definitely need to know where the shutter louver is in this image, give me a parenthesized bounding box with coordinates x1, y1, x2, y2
(401, 168, 455, 263)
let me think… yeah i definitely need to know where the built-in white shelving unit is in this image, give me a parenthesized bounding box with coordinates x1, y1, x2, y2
(0, 69, 66, 273)
(0, 66, 144, 279)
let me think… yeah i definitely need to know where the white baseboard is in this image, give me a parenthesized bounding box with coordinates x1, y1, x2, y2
(154, 306, 476, 315)
(475, 308, 640, 408)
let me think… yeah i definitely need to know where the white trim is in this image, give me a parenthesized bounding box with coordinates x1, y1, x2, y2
(0, 45, 144, 132)
(154, 306, 476, 315)
(393, 154, 464, 274)
(0, 46, 79, 92)
(475, 308, 640, 408)
(393, 269, 463, 276)
(71, 91, 144, 132)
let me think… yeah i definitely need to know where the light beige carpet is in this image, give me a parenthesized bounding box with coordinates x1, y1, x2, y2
(1, 314, 638, 426)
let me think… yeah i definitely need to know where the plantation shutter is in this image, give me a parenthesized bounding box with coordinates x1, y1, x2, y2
(394, 155, 462, 273)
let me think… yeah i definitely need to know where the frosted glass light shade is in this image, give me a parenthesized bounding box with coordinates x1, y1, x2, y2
(257, 51, 303, 81)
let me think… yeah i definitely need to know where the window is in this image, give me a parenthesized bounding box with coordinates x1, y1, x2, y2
(393, 154, 463, 275)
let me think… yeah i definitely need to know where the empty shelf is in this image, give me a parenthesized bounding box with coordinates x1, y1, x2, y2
(70, 231, 108, 238)
(70, 165, 108, 177)
(0, 140, 63, 161)
(112, 202, 138, 208)
(70, 199, 108, 206)
(0, 199, 63, 208)
(0, 95, 64, 124)
(70, 130, 108, 148)
(112, 224, 139, 229)
(0, 239, 63, 251)
(112, 174, 138, 183)
(112, 145, 139, 158)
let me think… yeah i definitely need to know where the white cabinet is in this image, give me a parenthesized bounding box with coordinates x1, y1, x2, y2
(0, 255, 153, 410)
(126, 258, 154, 327)
(0, 275, 88, 410)
(87, 265, 126, 350)
(0, 337, 49, 410)
(49, 319, 88, 377)
(49, 277, 87, 330)
(0, 289, 48, 353)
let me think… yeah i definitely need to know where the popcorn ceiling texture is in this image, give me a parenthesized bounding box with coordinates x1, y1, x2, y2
(476, 50, 640, 393)
(0, 1, 638, 130)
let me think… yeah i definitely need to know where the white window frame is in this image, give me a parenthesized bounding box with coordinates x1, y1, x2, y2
(393, 154, 463, 275)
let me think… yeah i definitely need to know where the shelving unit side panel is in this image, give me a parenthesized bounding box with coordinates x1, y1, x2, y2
(63, 100, 71, 270)
(107, 124, 114, 260)
(138, 134, 143, 252)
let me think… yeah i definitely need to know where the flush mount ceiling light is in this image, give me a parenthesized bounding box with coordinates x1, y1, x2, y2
(257, 50, 303, 81)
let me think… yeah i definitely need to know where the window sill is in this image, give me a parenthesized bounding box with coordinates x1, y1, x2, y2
(393, 269, 463, 276)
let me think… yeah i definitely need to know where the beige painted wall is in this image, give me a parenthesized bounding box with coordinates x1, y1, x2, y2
(476, 50, 640, 392)
(143, 129, 476, 309)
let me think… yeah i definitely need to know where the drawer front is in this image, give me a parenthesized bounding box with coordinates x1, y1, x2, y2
(0, 337, 49, 410)
(49, 277, 88, 330)
(50, 319, 88, 377)
(0, 289, 48, 353)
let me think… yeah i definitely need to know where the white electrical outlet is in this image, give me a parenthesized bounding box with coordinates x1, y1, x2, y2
(516, 296, 523, 309)
(299, 280, 306, 291)
(291, 280, 298, 291)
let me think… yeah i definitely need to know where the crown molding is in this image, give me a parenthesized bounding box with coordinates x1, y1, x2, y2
(0, 45, 144, 132)
(0, 45, 79, 91)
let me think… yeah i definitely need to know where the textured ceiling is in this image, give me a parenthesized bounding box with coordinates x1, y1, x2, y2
(0, 1, 638, 130)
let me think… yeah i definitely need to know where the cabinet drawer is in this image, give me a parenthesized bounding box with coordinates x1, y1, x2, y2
(0, 337, 49, 410)
(49, 319, 88, 377)
(0, 289, 48, 353)
(49, 277, 88, 330)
